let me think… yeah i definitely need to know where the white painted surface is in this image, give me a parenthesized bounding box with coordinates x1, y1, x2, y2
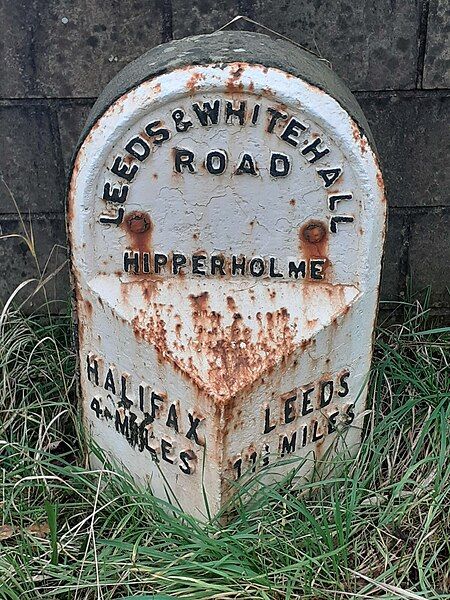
(69, 63, 386, 518)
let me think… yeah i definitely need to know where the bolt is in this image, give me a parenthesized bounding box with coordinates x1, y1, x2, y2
(303, 222, 326, 244)
(127, 213, 150, 233)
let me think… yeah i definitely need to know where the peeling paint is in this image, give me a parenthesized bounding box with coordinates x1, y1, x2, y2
(68, 55, 386, 519)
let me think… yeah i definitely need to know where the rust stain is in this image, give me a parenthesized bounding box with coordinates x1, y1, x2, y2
(126, 212, 151, 234)
(121, 211, 153, 255)
(119, 276, 162, 305)
(111, 97, 125, 116)
(67, 149, 83, 224)
(301, 221, 327, 245)
(313, 419, 326, 460)
(299, 337, 315, 351)
(226, 63, 245, 93)
(376, 170, 386, 203)
(131, 297, 298, 403)
(299, 219, 330, 277)
(189, 304, 296, 400)
(189, 291, 209, 313)
(186, 71, 205, 92)
(376, 171, 383, 189)
(132, 310, 168, 366)
(83, 116, 104, 148)
(341, 301, 351, 317)
(372, 153, 387, 207)
(226, 296, 237, 312)
(360, 138, 367, 154)
(77, 318, 85, 347)
(140, 278, 161, 302)
(122, 155, 134, 166)
(75, 286, 92, 349)
(351, 121, 368, 155)
(84, 300, 93, 317)
(304, 80, 326, 95)
(120, 281, 130, 304)
(289, 199, 296, 207)
(306, 317, 319, 329)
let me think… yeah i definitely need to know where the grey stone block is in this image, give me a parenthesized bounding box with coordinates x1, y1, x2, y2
(379, 210, 408, 304)
(358, 93, 450, 208)
(0, 214, 70, 313)
(0, 0, 165, 98)
(423, 0, 450, 89)
(172, 0, 243, 39)
(0, 104, 64, 214)
(57, 102, 94, 175)
(409, 208, 450, 308)
(173, 0, 421, 91)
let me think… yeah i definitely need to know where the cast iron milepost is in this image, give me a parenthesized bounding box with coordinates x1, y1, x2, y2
(67, 32, 386, 519)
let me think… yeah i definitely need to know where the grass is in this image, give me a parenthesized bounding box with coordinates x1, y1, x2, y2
(0, 294, 449, 599)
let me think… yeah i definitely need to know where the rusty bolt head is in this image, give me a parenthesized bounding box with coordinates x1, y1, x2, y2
(127, 213, 151, 233)
(302, 221, 326, 244)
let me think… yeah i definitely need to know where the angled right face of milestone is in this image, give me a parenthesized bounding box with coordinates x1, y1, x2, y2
(68, 32, 386, 519)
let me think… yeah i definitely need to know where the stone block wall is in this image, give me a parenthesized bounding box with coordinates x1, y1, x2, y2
(0, 0, 448, 317)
